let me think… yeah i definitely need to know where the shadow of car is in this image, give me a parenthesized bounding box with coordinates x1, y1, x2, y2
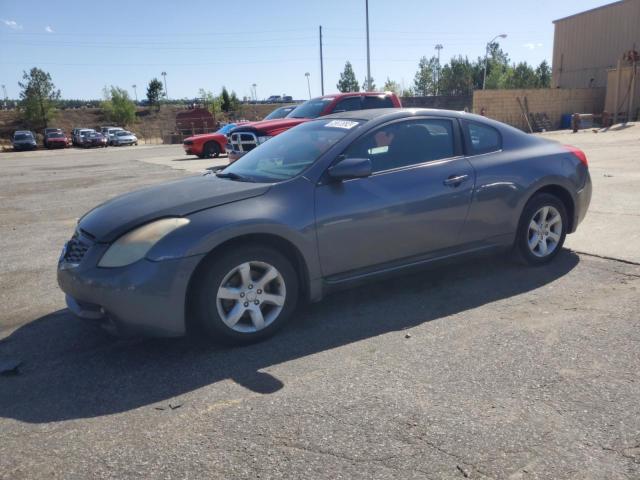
(0, 251, 579, 423)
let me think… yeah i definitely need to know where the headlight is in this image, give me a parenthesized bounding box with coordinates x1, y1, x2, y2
(98, 218, 190, 268)
(257, 136, 272, 144)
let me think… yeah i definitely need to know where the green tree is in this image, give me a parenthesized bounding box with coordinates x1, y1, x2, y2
(382, 77, 401, 96)
(102, 86, 136, 126)
(337, 61, 360, 92)
(18, 67, 61, 128)
(361, 76, 376, 91)
(230, 91, 240, 111)
(413, 56, 439, 96)
(439, 56, 475, 96)
(146, 78, 163, 111)
(198, 88, 221, 122)
(503, 62, 538, 89)
(535, 60, 551, 88)
(221, 86, 231, 112)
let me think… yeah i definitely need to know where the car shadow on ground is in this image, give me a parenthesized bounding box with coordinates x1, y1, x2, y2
(0, 251, 579, 423)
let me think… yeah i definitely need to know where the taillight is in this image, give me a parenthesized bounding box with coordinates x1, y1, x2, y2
(563, 145, 588, 167)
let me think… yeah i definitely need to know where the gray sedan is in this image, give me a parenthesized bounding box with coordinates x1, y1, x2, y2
(112, 130, 138, 146)
(57, 109, 591, 344)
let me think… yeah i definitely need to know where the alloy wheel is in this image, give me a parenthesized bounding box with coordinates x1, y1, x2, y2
(527, 206, 563, 257)
(216, 261, 286, 333)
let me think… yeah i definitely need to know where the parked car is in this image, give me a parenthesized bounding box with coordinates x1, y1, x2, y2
(263, 105, 297, 120)
(80, 131, 107, 148)
(57, 109, 591, 344)
(101, 126, 124, 145)
(226, 91, 402, 162)
(111, 130, 138, 146)
(182, 122, 248, 159)
(43, 128, 63, 147)
(12, 130, 37, 151)
(266, 95, 282, 103)
(74, 129, 95, 146)
(44, 131, 69, 149)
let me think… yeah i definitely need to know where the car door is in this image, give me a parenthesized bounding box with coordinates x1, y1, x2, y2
(314, 117, 476, 277)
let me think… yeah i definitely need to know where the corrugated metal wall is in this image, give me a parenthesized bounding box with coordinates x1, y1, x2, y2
(552, 0, 640, 88)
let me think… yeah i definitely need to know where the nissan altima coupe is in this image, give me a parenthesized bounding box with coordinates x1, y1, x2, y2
(58, 109, 591, 344)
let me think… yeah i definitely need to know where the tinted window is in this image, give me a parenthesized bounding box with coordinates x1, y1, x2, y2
(14, 133, 32, 141)
(467, 122, 501, 154)
(287, 98, 332, 118)
(343, 119, 455, 173)
(333, 97, 362, 112)
(362, 95, 394, 109)
(224, 119, 361, 182)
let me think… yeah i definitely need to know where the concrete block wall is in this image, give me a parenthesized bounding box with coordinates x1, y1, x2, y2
(472, 88, 606, 131)
(401, 95, 472, 111)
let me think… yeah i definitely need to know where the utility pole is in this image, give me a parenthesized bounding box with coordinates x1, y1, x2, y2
(252, 83, 257, 101)
(365, 0, 371, 91)
(305, 72, 311, 99)
(132, 84, 138, 103)
(161, 71, 168, 99)
(1, 84, 6, 110)
(319, 26, 324, 95)
(435, 44, 443, 96)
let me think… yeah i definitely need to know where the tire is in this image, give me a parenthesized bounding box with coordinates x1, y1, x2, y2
(514, 192, 568, 266)
(193, 245, 299, 345)
(202, 142, 220, 159)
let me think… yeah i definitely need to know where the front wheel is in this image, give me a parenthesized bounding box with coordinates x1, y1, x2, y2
(203, 142, 220, 159)
(193, 246, 298, 345)
(514, 193, 567, 265)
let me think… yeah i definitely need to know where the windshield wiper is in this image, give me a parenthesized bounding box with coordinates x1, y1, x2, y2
(215, 171, 253, 182)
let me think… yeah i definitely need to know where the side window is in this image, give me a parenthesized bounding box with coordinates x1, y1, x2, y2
(333, 97, 362, 113)
(343, 119, 455, 173)
(466, 122, 501, 155)
(362, 95, 394, 109)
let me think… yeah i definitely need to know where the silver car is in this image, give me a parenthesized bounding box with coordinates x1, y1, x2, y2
(112, 131, 138, 146)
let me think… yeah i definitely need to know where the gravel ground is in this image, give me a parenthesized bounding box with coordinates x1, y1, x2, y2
(0, 139, 639, 479)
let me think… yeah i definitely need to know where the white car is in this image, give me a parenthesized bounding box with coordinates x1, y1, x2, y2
(101, 127, 124, 145)
(112, 131, 138, 146)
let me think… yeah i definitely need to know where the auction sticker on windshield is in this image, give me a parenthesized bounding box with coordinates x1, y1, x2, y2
(325, 120, 359, 129)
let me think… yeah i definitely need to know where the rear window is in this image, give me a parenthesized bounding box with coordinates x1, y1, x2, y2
(287, 98, 333, 119)
(362, 95, 394, 109)
(466, 122, 501, 155)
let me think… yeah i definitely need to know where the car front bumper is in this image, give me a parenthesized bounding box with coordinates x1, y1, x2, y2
(225, 146, 247, 163)
(58, 251, 205, 337)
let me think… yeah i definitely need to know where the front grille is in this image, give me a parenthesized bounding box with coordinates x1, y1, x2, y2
(230, 132, 258, 152)
(64, 233, 91, 264)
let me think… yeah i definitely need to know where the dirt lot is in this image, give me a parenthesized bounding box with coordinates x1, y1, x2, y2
(0, 129, 639, 479)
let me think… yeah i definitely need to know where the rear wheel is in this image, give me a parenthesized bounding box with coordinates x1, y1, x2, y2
(194, 245, 298, 344)
(514, 193, 567, 265)
(203, 142, 220, 159)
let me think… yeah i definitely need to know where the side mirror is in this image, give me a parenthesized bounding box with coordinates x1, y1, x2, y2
(328, 157, 372, 181)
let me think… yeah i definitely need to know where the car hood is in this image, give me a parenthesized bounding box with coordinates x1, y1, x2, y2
(78, 174, 271, 242)
(184, 132, 226, 142)
(233, 118, 308, 135)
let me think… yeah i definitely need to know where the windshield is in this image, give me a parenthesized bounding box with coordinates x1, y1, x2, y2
(14, 133, 32, 141)
(48, 132, 65, 138)
(222, 118, 361, 182)
(117, 131, 131, 136)
(264, 106, 294, 120)
(286, 98, 332, 119)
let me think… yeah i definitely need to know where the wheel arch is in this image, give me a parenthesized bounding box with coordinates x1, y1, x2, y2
(527, 184, 576, 233)
(184, 232, 311, 333)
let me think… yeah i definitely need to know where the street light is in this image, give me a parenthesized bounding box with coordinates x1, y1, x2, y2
(483, 34, 507, 90)
(252, 83, 257, 102)
(161, 71, 168, 99)
(305, 72, 311, 99)
(132, 84, 138, 103)
(435, 44, 443, 95)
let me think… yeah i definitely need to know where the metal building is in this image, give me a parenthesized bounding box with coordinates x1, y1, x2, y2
(552, 0, 640, 88)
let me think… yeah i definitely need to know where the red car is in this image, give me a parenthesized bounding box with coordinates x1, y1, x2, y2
(226, 91, 402, 162)
(182, 122, 250, 159)
(44, 131, 70, 149)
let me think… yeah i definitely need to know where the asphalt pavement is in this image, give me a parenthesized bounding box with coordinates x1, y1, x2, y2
(0, 136, 639, 479)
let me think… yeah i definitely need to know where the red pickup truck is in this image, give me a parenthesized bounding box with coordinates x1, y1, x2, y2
(226, 91, 401, 162)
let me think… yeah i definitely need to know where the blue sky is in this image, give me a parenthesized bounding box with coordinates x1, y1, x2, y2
(0, 0, 611, 100)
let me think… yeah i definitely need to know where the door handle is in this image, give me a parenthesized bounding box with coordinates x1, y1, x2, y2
(443, 174, 470, 187)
